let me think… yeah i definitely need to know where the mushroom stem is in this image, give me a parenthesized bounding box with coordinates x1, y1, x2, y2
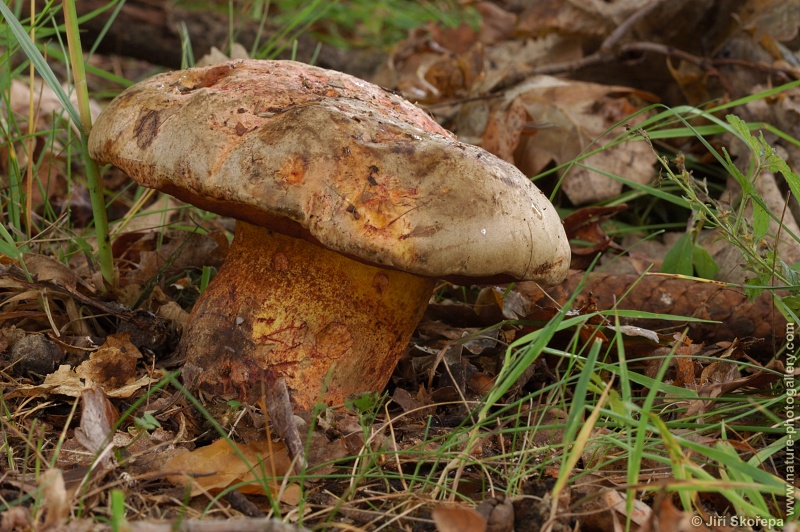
(179, 221, 436, 410)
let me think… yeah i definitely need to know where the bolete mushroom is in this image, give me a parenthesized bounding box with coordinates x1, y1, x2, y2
(88, 60, 570, 410)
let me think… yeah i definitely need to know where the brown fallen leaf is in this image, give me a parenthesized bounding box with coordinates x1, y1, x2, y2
(165, 438, 299, 503)
(23, 253, 85, 293)
(480, 96, 529, 163)
(7, 363, 157, 399)
(76, 333, 141, 389)
(686, 357, 784, 419)
(515, 0, 637, 40)
(74, 385, 119, 469)
(476, 1, 517, 45)
(510, 76, 656, 205)
(571, 473, 652, 531)
(432, 504, 488, 532)
(0, 507, 32, 531)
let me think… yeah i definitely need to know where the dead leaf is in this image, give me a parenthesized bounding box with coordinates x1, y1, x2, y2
(23, 253, 83, 292)
(73, 385, 119, 468)
(304, 430, 350, 473)
(571, 473, 652, 531)
(157, 300, 190, 326)
(509, 76, 656, 205)
(686, 358, 784, 419)
(38, 469, 69, 529)
(741, 0, 800, 43)
(196, 43, 249, 67)
(0, 507, 32, 531)
(432, 504, 488, 532)
(600, 489, 651, 528)
(8, 363, 156, 399)
(113, 230, 229, 287)
(165, 438, 298, 503)
(643, 494, 713, 532)
(476, 2, 517, 45)
(515, 0, 636, 40)
(480, 96, 528, 162)
(76, 333, 141, 388)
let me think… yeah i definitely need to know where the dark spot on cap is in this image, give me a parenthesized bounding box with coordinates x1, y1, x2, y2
(346, 204, 360, 219)
(134, 109, 160, 149)
(367, 165, 379, 185)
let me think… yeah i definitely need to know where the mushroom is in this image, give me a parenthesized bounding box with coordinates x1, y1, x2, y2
(88, 60, 570, 410)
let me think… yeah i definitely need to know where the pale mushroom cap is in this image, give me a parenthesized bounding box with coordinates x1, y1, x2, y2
(89, 60, 570, 284)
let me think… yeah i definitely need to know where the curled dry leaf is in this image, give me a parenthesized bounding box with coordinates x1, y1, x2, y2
(7, 79, 102, 133)
(475, 1, 517, 44)
(571, 473, 652, 531)
(479, 96, 529, 162)
(74, 385, 119, 468)
(741, 0, 800, 43)
(686, 357, 784, 419)
(76, 333, 141, 388)
(165, 438, 299, 503)
(7, 333, 156, 399)
(113, 230, 229, 286)
(643, 494, 713, 532)
(515, 0, 641, 40)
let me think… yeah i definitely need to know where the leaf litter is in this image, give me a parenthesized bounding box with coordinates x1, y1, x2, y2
(1, 0, 798, 529)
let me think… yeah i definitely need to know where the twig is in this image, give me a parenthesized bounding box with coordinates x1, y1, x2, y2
(600, 0, 666, 53)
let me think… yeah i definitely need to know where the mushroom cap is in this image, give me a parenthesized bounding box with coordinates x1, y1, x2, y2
(89, 60, 569, 284)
